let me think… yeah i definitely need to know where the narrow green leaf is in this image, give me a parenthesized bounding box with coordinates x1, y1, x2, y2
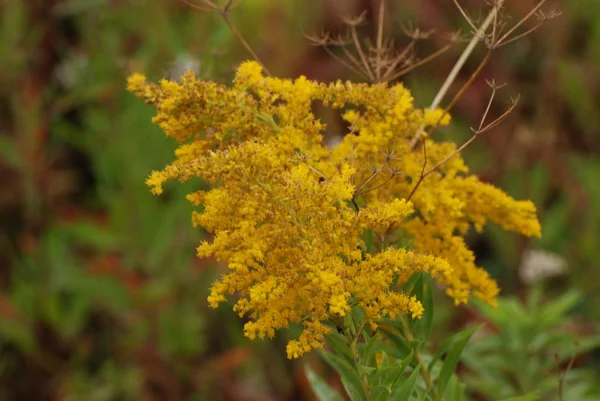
(428, 324, 483, 372)
(379, 327, 412, 359)
(325, 331, 354, 365)
(319, 351, 366, 401)
(351, 307, 367, 333)
(254, 111, 281, 132)
(442, 375, 465, 401)
(453, 382, 466, 401)
(437, 325, 483, 398)
(390, 367, 420, 400)
(377, 350, 414, 389)
(402, 272, 424, 294)
(410, 274, 434, 344)
(537, 291, 580, 329)
(361, 332, 381, 367)
(362, 229, 377, 253)
(421, 275, 434, 341)
(305, 365, 345, 401)
(370, 385, 391, 401)
(358, 364, 376, 377)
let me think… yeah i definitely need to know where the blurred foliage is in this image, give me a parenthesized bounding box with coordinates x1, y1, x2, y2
(463, 287, 600, 400)
(0, 0, 599, 400)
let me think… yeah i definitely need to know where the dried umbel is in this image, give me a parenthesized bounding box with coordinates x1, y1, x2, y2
(127, 62, 540, 358)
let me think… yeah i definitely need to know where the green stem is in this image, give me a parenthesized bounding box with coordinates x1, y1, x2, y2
(400, 316, 440, 401)
(346, 321, 370, 398)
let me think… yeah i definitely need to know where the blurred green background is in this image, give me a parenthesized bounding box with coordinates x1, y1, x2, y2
(0, 0, 598, 400)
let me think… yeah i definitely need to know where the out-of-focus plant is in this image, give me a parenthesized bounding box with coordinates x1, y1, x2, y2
(462, 285, 600, 401)
(0, 1, 299, 399)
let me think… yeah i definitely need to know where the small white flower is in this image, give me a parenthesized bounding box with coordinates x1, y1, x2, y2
(519, 249, 567, 284)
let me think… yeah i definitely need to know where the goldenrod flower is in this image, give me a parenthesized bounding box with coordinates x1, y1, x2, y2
(128, 61, 541, 358)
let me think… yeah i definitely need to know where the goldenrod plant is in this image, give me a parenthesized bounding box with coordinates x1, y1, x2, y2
(126, 1, 577, 400)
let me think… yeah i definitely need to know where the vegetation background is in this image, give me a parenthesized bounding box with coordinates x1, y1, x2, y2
(0, 0, 598, 400)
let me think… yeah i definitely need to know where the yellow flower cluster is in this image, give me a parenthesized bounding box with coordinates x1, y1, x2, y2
(128, 62, 541, 358)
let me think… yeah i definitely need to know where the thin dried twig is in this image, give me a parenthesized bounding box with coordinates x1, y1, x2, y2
(409, 50, 492, 150)
(386, 43, 452, 82)
(479, 79, 505, 131)
(306, 164, 329, 181)
(406, 88, 519, 201)
(432, 97, 519, 171)
(453, 0, 477, 33)
(354, 168, 381, 194)
(324, 46, 371, 80)
(431, 1, 501, 109)
(181, 0, 216, 12)
(406, 138, 428, 202)
(495, 0, 547, 46)
(306, 3, 461, 83)
(406, 1, 503, 149)
(356, 170, 399, 196)
(350, 24, 375, 81)
(341, 45, 373, 78)
(219, 11, 271, 75)
(495, 8, 562, 49)
(181, 0, 271, 76)
(497, 21, 544, 47)
(382, 40, 416, 78)
(306, 31, 372, 80)
(472, 95, 519, 134)
(557, 347, 578, 401)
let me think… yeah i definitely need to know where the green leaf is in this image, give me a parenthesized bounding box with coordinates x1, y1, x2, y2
(497, 391, 540, 401)
(436, 324, 483, 398)
(0, 136, 21, 168)
(376, 350, 414, 389)
(370, 385, 391, 401)
(78, 276, 131, 312)
(59, 220, 119, 251)
(0, 316, 36, 354)
(305, 365, 345, 401)
(351, 307, 367, 330)
(536, 291, 580, 329)
(526, 283, 544, 313)
(443, 375, 465, 401)
(360, 331, 381, 367)
(409, 273, 434, 344)
(319, 350, 366, 401)
(402, 272, 424, 294)
(325, 331, 354, 365)
(379, 352, 389, 369)
(429, 324, 483, 372)
(362, 230, 377, 254)
(378, 324, 412, 359)
(254, 111, 281, 132)
(358, 364, 376, 377)
(390, 367, 419, 400)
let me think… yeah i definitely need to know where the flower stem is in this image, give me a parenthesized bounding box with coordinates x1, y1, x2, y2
(400, 316, 440, 401)
(346, 321, 370, 398)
